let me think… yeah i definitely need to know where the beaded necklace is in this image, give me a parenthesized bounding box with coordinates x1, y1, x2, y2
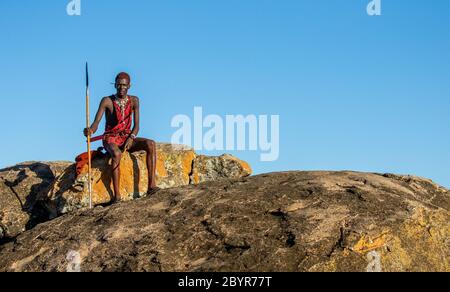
(114, 95, 129, 117)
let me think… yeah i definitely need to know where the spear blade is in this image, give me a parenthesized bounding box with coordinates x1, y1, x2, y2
(86, 62, 89, 89)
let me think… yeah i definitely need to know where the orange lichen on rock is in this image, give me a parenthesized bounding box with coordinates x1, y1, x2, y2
(352, 232, 389, 254)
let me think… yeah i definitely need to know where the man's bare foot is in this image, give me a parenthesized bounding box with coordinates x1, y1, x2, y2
(112, 196, 119, 203)
(99, 196, 118, 207)
(147, 187, 161, 196)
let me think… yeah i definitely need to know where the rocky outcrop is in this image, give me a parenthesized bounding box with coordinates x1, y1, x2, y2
(0, 144, 251, 239)
(0, 171, 448, 272)
(190, 154, 252, 184)
(0, 162, 73, 239)
(46, 143, 252, 216)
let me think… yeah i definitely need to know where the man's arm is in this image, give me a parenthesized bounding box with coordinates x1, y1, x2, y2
(131, 96, 140, 137)
(84, 97, 107, 136)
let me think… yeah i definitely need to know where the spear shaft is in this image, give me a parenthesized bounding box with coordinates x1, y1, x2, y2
(86, 63, 93, 209)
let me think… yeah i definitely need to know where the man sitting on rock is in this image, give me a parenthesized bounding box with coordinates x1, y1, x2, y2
(83, 72, 159, 202)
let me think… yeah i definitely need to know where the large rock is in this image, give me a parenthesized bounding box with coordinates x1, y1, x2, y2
(0, 162, 73, 239)
(46, 144, 251, 216)
(190, 154, 252, 184)
(0, 171, 448, 272)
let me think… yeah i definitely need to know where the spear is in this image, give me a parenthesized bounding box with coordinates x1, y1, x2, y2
(85, 62, 93, 209)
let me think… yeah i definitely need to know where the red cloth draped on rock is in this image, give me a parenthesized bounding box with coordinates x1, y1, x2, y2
(75, 150, 103, 176)
(91, 95, 133, 148)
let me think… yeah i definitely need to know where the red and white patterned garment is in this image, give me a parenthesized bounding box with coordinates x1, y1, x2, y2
(91, 95, 133, 148)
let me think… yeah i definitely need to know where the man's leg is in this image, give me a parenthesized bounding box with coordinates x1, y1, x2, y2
(103, 142, 123, 201)
(128, 138, 158, 193)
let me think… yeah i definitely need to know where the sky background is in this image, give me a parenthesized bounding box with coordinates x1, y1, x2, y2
(1, 0, 449, 187)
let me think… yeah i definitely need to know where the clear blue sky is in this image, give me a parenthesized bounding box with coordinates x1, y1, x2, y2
(1, 1, 449, 187)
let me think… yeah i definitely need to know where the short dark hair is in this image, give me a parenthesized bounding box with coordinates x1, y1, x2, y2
(115, 72, 131, 83)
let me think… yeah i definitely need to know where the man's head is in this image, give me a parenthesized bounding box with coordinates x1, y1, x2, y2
(115, 72, 131, 98)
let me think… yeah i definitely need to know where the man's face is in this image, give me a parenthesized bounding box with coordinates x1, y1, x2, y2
(115, 78, 130, 96)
